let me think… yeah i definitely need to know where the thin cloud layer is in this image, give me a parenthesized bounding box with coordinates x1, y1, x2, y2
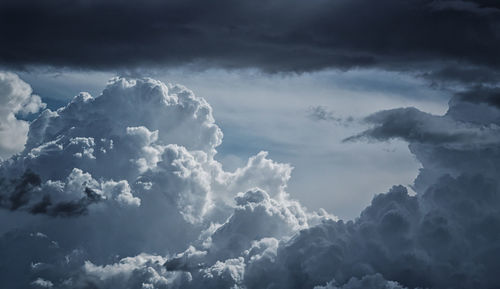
(1, 0, 500, 83)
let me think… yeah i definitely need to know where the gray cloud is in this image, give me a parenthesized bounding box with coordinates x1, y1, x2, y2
(0, 170, 104, 217)
(69, 87, 500, 289)
(307, 106, 354, 126)
(455, 86, 500, 109)
(1, 0, 500, 84)
(1, 170, 42, 211)
(30, 187, 104, 217)
(243, 173, 500, 288)
(343, 106, 500, 148)
(421, 66, 500, 86)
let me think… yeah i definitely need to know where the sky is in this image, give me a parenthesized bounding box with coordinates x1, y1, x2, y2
(1, 0, 500, 289)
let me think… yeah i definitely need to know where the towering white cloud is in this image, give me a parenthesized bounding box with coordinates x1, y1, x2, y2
(0, 72, 46, 159)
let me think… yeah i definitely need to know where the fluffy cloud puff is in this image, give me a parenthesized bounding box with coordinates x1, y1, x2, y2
(0, 72, 46, 159)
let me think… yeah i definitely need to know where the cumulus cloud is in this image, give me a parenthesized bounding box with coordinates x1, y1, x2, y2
(2, 74, 500, 289)
(0, 74, 332, 288)
(0, 72, 45, 159)
(284, 91, 500, 289)
(89, 86, 500, 289)
(72, 187, 333, 289)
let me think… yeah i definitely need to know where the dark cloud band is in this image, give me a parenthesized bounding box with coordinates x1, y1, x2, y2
(1, 0, 500, 80)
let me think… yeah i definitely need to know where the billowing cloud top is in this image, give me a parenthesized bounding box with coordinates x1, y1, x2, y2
(0, 72, 45, 159)
(1, 74, 500, 289)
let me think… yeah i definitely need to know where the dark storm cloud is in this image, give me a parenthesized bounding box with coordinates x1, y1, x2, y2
(421, 66, 500, 85)
(1, 0, 500, 79)
(456, 86, 500, 108)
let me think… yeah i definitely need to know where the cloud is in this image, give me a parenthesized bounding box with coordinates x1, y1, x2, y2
(1, 0, 500, 83)
(420, 65, 500, 85)
(276, 92, 499, 289)
(0, 72, 45, 159)
(429, 0, 500, 14)
(88, 85, 500, 289)
(314, 274, 408, 289)
(0, 74, 332, 288)
(2, 74, 500, 289)
(237, 167, 500, 288)
(31, 278, 54, 288)
(343, 106, 500, 148)
(81, 254, 171, 289)
(307, 106, 354, 126)
(72, 188, 333, 288)
(455, 86, 500, 108)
